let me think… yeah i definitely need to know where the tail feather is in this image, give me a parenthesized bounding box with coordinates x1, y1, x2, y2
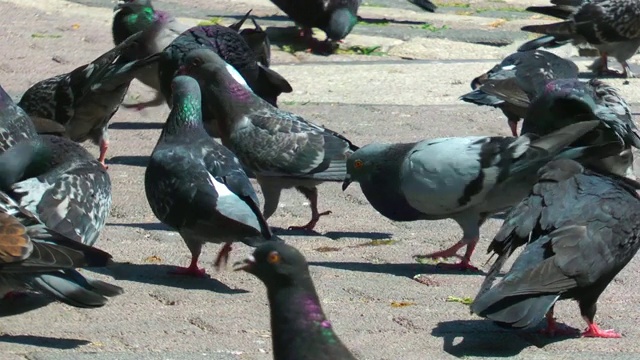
(30, 270, 123, 308)
(472, 292, 559, 328)
(459, 89, 504, 107)
(526, 6, 575, 19)
(518, 35, 573, 52)
(409, 0, 438, 12)
(521, 21, 575, 36)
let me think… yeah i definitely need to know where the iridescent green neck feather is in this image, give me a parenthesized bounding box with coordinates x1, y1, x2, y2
(126, 7, 155, 32)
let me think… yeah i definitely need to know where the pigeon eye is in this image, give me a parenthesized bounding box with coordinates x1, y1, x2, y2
(192, 58, 203, 67)
(353, 159, 364, 169)
(267, 251, 281, 264)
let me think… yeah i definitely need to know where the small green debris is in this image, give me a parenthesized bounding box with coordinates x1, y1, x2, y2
(357, 19, 389, 26)
(416, 23, 450, 32)
(446, 295, 473, 305)
(414, 256, 448, 265)
(198, 17, 222, 26)
(434, 1, 470, 8)
(314, 246, 342, 253)
(391, 301, 416, 308)
(362, 2, 388, 7)
(336, 45, 385, 56)
(32, 33, 62, 39)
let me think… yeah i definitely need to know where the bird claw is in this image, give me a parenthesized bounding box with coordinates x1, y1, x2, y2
(435, 261, 480, 272)
(582, 324, 622, 338)
(538, 325, 578, 337)
(287, 211, 332, 231)
(121, 102, 149, 112)
(168, 266, 207, 277)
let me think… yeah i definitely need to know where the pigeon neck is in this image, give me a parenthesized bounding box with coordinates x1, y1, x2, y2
(0, 138, 50, 191)
(268, 279, 339, 358)
(162, 94, 203, 137)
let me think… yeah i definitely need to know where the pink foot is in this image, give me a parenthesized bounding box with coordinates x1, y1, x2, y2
(214, 243, 233, 271)
(98, 139, 109, 170)
(508, 120, 519, 137)
(168, 257, 207, 277)
(538, 316, 578, 337)
(582, 323, 622, 338)
(2, 291, 28, 301)
(287, 210, 332, 231)
(122, 103, 149, 112)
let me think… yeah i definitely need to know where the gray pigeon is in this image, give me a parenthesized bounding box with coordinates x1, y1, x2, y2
(522, 77, 640, 179)
(144, 75, 279, 277)
(0, 135, 112, 247)
(460, 49, 579, 136)
(268, 0, 361, 52)
(471, 159, 640, 338)
(519, 0, 640, 77)
(0, 190, 122, 308)
(18, 30, 161, 168)
(0, 84, 37, 152)
(179, 49, 359, 231)
(342, 121, 620, 271)
(234, 242, 356, 360)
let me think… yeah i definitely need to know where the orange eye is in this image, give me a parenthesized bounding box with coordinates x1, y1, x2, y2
(267, 251, 281, 264)
(353, 159, 364, 169)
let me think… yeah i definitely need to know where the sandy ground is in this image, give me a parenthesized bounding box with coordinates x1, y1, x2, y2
(2, 0, 640, 359)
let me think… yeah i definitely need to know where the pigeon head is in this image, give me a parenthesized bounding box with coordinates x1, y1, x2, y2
(342, 143, 390, 190)
(325, 8, 358, 41)
(161, 75, 203, 134)
(234, 242, 310, 288)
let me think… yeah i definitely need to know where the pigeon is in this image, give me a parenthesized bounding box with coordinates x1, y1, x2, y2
(519, 0, 640, 78)
(178, 49, 359, 231)
(522, 77, 640, 179)
(18, 30, 162, 168)
(0, 190, 122, 308)
(268, 0, 360, 52)
(0, 135, 112, 247)
(471, 159, 640, 338)
(112, 0, 191, 110)
(157, 23, 292, 131)
(0, 84, 38, 153)
(234, 242, 356, 360)
(460, 49, 579, 136)
(342, 121, 621, 271)
(144, 75, 279, 277)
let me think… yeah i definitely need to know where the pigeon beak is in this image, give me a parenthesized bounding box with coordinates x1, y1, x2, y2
(176, 65, 188, 75)
(342, 176, 352, 191)
(233, 255, 256, 272)
(114, 1, 127, 11)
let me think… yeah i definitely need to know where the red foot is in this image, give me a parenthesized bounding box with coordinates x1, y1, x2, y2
(98, 139, 109, 170)
(287, 210, 332, 231)
(214, 243, 233, 271)
(582, 323, 622, 338)
(2, 291, 28, 301)
(122, 103, 149, 112)
(538, 316, 578, 337)
(169, 256, 207, 277)
(508, 120, 519, 137)
(435, 261, 480, 272)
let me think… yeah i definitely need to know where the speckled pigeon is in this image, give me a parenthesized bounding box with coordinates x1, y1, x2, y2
(269, 0, 361, 49)
(0, 84, 38, 153)
(234, 242, 356, 360)
(179, 49, 358, 231)
(472, 159, 640, 338)
(519, 0, 640, 77)
(0, 191, 122, 308)
(157, 24, 292, 135)
(342, 121, 621, 271)
(18, 30, 162, 168)
(145, 75, 280, 277)
(460, 49, 579, 136)
(522, 78, 640, 179)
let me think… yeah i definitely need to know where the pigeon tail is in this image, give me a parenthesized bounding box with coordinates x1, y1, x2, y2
(521, 21, 575, 37)
(459, 89, 505, 108)
(525, 5, 575, 19)
(409, 0, 438, 12)
(517, 35, 572, 52)
(30, 270, 123, 308)
(471, 290, 559, 329)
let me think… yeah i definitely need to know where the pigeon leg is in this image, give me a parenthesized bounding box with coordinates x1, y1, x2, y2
(507, 118, 519, 137)
(288, 186, 331, 231)
(213, 242, 233, 271)
(595, 52, 625, 77)
(414, 238, 479, 271)
(620, 61, 636, 78)
(98, 138, 109, 169)
(581, 317, 622, 338)
(538, 308, 578, 337)
(169, 255, 207, 277)
(2, 291, 29, 301)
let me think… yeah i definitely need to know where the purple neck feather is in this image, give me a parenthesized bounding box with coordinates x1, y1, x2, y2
(226, 79, 251, 103)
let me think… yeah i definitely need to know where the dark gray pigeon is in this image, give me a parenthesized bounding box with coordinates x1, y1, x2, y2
(0, 191, 122, 308)
(268, 0, 361, 47)
(460, 49, 579, 136)
(234, 242, 356, 360)
(144, 75, 279, 277)
(519, 0, 640, 77)
(179, 49, 358, 231)
(342, 121, 621, 271)
(471, 159, 640, 338)
(0, 135, 112, 247)
(522, 77, 640, 179)
(158, 24, 292, 136)
(18, 30, 161, 168)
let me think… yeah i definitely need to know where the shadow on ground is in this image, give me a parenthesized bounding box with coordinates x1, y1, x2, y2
(107, 222, 172, 232)
(110, 121, 164, 130)
(431, 319, 578, 357)
(309, 261, 485, 277)
(108, 155, 149, 167)
(0, 294, 54, 317)
(92, 263, 249, 294)
(0, 334, 90, 349)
